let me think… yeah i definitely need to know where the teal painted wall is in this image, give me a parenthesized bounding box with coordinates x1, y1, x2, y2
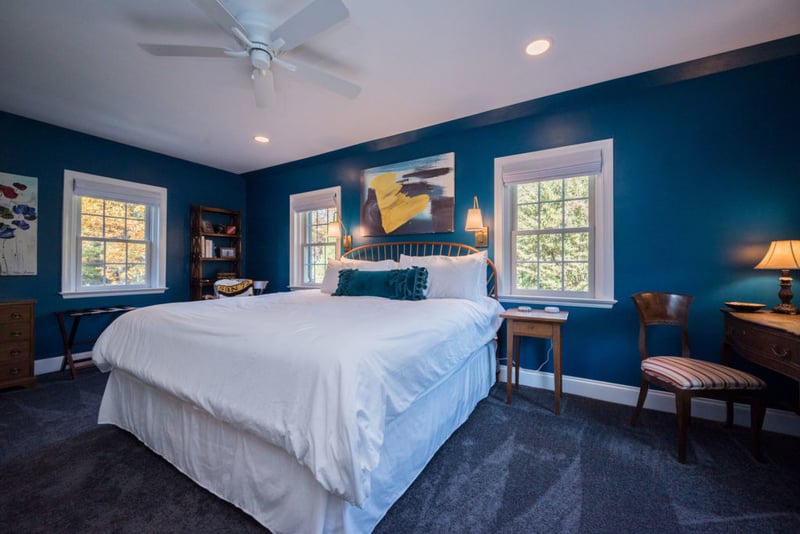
(245, 50, 800, 406)
(0, 112, 245, 360)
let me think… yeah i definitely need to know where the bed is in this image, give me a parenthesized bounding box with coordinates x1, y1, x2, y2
(93, 242, 503, 533)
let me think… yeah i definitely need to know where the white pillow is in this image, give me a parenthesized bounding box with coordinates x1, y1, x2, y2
(319, 258, 398, 294)
(398, 252, 487, 300)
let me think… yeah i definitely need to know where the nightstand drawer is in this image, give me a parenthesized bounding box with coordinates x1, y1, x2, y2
(0, 341, 30, 363)
(510, 320, 555, 338)
(0, 361, 32, 381)
(0, 304, 32, 325)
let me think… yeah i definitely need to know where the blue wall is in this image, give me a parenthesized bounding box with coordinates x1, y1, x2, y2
(0, 112, 245, 359)
(245, 46, 800, 405)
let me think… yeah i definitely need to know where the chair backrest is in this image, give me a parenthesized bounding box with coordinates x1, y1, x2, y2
(631, 292, 693, 360)
(214, 278, 254, 297)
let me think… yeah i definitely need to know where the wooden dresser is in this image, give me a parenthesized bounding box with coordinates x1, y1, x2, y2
(0, 300, 37, 390)
(721, 310, 799, 410)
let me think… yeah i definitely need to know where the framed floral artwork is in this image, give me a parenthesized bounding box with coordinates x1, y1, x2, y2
(0, 172, 37, 276)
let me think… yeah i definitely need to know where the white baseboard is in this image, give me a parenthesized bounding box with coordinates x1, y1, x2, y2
(500, 365, 800, 438)
(34, 352, 93, 376)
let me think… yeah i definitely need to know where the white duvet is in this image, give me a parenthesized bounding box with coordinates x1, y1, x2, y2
(93, 290, 503, 506)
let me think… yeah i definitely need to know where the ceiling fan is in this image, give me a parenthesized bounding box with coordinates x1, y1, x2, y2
(139, 0, 360, 107)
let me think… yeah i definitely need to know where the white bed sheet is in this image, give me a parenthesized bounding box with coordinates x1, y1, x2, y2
(93, 290, 503, 506)
(98, 341, 496, 533)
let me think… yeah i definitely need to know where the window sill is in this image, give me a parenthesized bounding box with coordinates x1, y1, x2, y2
(288, 285, 320, 291)
(499, 294, 617, 309)
(60, 287, 168, 299)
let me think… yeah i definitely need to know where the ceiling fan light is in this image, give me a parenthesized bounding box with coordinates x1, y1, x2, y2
(253, 136, 270, 144)
(250, 48, 271, 70)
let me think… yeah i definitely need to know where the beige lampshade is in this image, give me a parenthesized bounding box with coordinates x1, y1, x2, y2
(465, 196, 484, 231)
(328, 221, 342, 238)
(754, 240, 800, 270)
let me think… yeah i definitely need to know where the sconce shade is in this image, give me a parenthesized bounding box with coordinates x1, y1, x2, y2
(754, 240, 800, 270)
(328, 221, 342, 238)
(465, 196, 484, 231)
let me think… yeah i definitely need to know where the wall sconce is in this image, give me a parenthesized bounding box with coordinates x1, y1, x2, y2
(754, 240, 800, 314)
(328, 218, 352, 252)
(465, 196, 488, 248)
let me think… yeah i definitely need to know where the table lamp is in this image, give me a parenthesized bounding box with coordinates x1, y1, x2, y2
(754, 240, 800, 314)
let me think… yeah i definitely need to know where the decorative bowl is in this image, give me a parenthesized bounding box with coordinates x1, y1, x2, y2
(724, 301, 766, 312)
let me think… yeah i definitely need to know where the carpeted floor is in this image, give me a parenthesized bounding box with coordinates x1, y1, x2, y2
(2, 370, 799, 533)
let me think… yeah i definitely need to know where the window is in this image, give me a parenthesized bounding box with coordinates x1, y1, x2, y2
(61, 170, 167, 298)
(289, 186, 341, 288)
(494, 139, 615, 308)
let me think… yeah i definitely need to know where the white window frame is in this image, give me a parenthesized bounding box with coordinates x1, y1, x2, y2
(494, 139, 616, 308)
(289, 185, 341, 289)
(61, 170, 167, 298)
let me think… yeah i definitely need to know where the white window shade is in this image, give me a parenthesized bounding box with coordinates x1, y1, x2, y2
(72, 175, 164, 205)
(290, 188, 338, 212)
(501, 149, 603, 184)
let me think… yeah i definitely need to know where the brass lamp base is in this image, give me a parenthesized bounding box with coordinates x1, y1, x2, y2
(773, 303, 798, 314)
(773, 271, 797, 314)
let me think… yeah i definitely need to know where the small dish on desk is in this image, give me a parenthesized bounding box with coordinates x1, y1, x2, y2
(725, 302, 765, 312)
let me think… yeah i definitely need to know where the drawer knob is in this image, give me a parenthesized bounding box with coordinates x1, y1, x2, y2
(10, 331, 22, 337)
(770, 344, 790, 360)
(10, 349, 21, 357)
(11, 312, 22, 320)
(10, 367, 20, 375)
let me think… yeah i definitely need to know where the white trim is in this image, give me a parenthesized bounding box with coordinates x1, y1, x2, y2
(61, 170, 167, 298)
(500, 366, 800, 438)
(33, 351, 93, 375)
(289, 185, 341, 288)
(494, 139, 614, 306)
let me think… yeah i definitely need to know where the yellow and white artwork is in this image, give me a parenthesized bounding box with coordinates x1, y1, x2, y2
(0, 172, 37, 276)
(361, 153, 455, 236)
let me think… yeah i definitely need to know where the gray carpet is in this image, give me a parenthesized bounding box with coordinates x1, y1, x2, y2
(2, 370, 799, 533)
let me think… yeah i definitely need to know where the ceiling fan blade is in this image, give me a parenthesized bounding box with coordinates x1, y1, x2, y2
(191, 0, 247, 37)
(272, 0, 349, 52)
(252, 68, 274, 108)
(282, 60, 360, 99)
(138, 44, 233, 58)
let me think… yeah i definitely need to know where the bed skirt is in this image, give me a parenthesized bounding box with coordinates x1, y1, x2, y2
(97, 341, 496, 533)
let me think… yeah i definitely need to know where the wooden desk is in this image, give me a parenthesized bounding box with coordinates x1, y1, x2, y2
(721, 310, 800, 413)
(501, 308, 569, 414)
(55, 306, 136, 379)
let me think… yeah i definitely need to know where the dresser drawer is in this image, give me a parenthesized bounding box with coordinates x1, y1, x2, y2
(725, 315, 800, 377)
(510, 320, 555, 338)
(0, 361, 32, 381)
(0, 304, 32, 325)
(0, 322, 31, 343)
(0, 341, 30, 363)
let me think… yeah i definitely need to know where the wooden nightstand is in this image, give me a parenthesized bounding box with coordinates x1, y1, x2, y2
(501, 307, 569, 414)
(0, 300, 37, 390)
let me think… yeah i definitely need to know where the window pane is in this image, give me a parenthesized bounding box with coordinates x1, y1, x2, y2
(515, 234, 538, 262)
(105, 200, 126, 217)
(540, 233, 562, 261)
(127, 264, 146, 285)
(105, 217, 125, 239)
(539, 180, 563, 201)
(564, 199, 589, 228)
(517, 183, 538, 204)
(540, 262, 563, 290)
(516, 262, 538, 290)
(540, 202, 563, 229)
(81, 265, 104, 286)
(81, 214, 103, 237)
(128, 243, 147, 264)
(81, 197, 104, 215)
(105, 265, 125, 285)
(565, 262, 589, 292)
(564, 232, 589, 261)
(126, 203, 146, 219)
(564, 176, 589, 199)
(106, 242, 126, 264)
(127, 219, 145, 240)
(517, 203, 539, 231)
(81, 240, 104, 263)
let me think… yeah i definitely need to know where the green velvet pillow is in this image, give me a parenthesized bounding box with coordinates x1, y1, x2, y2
(333, 267, 428, 300)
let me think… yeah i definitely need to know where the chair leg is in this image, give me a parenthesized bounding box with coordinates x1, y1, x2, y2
(630, 378, 649, 427)
(676, 392, 690, 463)
(751, 390, 767, 461)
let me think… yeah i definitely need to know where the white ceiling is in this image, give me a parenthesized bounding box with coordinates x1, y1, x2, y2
(1, 0, 798, 174)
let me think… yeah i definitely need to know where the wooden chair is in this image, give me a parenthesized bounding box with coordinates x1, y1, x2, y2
(629, 292, 767, 463)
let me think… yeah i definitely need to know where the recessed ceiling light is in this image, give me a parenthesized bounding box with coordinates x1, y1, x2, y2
(253, 135, 270, 144)
(525, 38, 551, 56)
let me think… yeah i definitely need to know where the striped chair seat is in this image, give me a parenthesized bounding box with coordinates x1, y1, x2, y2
(642, 356, 766, 391)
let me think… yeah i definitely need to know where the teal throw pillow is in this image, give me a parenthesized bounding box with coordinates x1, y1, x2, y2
(332, 267, 428, 300)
